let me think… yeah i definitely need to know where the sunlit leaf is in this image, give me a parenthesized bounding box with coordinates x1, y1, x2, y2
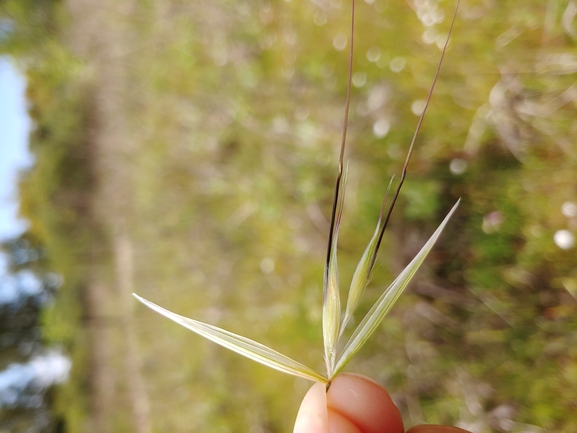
(133, 294, 328, 383)
(332, 200, 460, 378)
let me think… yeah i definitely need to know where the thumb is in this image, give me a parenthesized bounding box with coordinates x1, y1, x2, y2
(294, 374, 404, 433)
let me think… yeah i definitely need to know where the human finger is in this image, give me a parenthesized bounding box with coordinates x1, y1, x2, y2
(326, 373, 404, 433)
(293, 381, 328, 433)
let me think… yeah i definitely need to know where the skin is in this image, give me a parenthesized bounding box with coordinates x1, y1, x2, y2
(293, 374, 472, 433)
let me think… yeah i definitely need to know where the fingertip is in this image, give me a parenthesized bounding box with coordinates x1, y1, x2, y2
(294, 381, 328, 433)
(328, 408, 362, 433)
(326, 373, 404, 433)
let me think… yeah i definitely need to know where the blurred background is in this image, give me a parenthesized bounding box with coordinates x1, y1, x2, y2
(1, 0, 576, 431)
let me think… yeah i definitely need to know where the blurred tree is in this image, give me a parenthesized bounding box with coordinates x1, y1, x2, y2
(0, 237, 66, 432)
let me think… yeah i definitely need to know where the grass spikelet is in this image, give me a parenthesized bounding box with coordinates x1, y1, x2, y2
(322, 0, 356, 377)
(134, 0, 461, 391)
(322, 163, 347, 376)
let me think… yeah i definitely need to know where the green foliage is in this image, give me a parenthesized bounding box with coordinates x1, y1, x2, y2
(0, 0, 61, 57)
(2, 1, 97, 430)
